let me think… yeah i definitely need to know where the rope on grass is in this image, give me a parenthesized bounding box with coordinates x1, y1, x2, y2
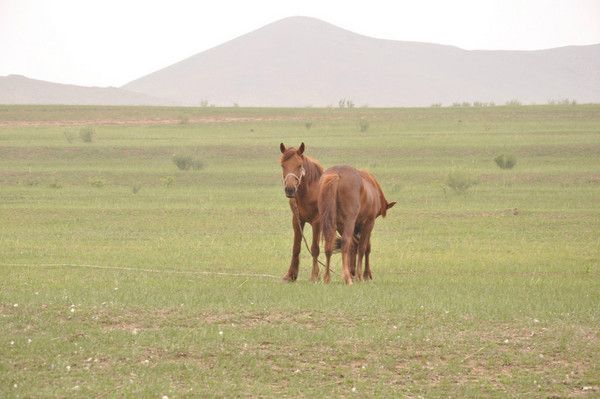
(0, 262, 280, 280)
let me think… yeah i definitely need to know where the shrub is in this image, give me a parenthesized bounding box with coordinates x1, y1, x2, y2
(178, 115, 189, 124)
(305, 121, 313, 130)
(132, 183, 141, 194)
(89, 177, 107, 188)
(63, 130, 75, 143)
(173, 155, 193, 170)
(505, 99, 522, 106)
(48, 180, 62, 189)
(79, 127, 95, 143)
(24, 179, 40, 186)
(173, 155, 203, 171)
(445, 171, 478, 194)
(359, 119, 369, 132)
(494, 154, 517, 169)
(430, 103, 442, 108)
(161, 176, 174, 187)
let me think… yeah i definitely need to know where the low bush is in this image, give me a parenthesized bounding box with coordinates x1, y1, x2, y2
(89, 177, 107, 188)
(173, 155, 203, 171)
(494, 154, 517, 169)
(359, 119, 369, 132)
(445, 170, 478, 194)
(79, 127, 95, 143)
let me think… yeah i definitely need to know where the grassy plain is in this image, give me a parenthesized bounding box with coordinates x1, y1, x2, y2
(1, 105, 599, 397)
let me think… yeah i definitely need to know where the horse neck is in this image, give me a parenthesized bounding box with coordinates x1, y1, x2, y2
(296, 157, 322, 201)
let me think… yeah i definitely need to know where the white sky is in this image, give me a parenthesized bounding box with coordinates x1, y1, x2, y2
(1, 0, 599, 87)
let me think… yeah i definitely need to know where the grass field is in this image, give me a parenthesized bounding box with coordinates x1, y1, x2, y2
(1, 104, 599, 397)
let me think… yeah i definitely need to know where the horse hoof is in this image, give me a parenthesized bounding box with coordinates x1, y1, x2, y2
(282, 274, 297, 283)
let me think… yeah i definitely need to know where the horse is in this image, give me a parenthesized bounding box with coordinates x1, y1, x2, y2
(318, 166, 395, 284)
(279, 142, 324, 282)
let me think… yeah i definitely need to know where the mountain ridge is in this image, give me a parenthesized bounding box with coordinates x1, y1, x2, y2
(122, 16, 600, 107)
(0, 74, 173, 106)
(2, 16, 599, 107)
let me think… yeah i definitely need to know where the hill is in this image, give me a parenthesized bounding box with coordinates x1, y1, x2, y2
(123, 16, 600, 107)
(0, 74, 171, 106)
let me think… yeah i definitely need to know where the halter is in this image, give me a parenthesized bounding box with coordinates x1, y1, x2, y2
(283, 166, 306, 187)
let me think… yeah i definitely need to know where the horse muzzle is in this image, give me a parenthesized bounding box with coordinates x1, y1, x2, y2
(284, 187, 296, 198)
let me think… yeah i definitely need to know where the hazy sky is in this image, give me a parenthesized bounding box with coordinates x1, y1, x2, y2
(1, 0, 599, 87)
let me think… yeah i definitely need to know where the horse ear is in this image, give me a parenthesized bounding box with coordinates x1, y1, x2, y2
(387, 201, 397, 210)
(297, 142, 305, 156)
(280, 143, 286, 153)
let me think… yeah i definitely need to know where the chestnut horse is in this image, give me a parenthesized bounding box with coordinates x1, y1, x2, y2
(318, 166, 395, 284)
(279, 142, 324, 282)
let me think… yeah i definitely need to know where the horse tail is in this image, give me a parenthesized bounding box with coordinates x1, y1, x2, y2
(318, 173, 340, 248)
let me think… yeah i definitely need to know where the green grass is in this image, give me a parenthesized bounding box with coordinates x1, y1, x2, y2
(1, 104, 599, 397)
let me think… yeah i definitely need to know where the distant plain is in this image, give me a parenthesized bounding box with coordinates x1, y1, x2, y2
(1, 104, 599, 397)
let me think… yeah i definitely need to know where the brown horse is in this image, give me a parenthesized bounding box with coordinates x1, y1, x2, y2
(279, 142, 324, 282)
(318, 166, 395, 284)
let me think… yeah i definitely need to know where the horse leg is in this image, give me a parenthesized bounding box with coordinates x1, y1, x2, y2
(349, 225, 360, 278)
(323, 231, 333, 284)
(363, 241, 373, 280)
(349, 238, 357, 279)
(341, 220, 357, 285)
(283, 215, 304, 282)
(356, 220, 374, 282)
(309, 221, 321, 282)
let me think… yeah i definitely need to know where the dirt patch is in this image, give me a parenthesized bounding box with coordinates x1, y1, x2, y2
(0, 115, 312, 127)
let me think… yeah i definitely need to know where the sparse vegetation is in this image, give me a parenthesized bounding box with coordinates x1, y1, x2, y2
(359, 119, 369, 132)
(338, 98, 356, 109)
(172, 155, 203, 171)
(63, 130, 75, 143)
(505, 99, 522, 106)
(178, 115, 189, 124)
(78, 127, 95, 142)
(445, 170, 478, 194)
(494, 153, 517, 169)
(160, 176, 174, 187)
(89, 176, 107, 187)
(547, 98, 577, 105)
(1, 104, 599, 398)
(430, 103, 442, 108)
(48, 180, 62, 189)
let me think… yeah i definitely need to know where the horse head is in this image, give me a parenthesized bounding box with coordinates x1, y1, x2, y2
(279, 142, 306, 198)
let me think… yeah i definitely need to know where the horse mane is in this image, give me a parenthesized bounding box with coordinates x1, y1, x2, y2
(360, 170, 390, 217)
(302, 155, 323, 185)
(280, 147, 323, 185)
